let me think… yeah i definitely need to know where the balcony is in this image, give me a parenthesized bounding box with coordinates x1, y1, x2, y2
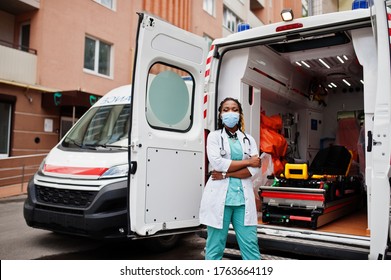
(250, 0, 265, 10)
(0, 41, 37, 85)
(0, 0, 40, 14)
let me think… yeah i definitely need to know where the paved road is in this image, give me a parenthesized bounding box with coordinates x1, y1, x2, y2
(0, 194, 295, 260)
(0, 195, 206, 260)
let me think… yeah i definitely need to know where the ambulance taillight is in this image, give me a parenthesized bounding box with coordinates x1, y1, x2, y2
(276, 8, 303, 32)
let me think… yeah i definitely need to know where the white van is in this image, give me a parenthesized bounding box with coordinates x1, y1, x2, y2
(23, 83, 195, 249)
(24, 85, 131, 235)
(24, 0, 390, 259)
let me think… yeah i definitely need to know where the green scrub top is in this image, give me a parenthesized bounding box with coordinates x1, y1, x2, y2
(225, 137, 245, 206)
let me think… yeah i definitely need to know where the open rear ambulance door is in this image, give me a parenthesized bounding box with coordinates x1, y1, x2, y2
(128, 13, 208, 238)
(369, 0, 391, 259)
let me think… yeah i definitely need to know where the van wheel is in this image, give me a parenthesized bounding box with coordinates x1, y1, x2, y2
(145, 234, 179, 252)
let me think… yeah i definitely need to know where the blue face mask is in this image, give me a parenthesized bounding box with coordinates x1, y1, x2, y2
(221, 112, 240, 128)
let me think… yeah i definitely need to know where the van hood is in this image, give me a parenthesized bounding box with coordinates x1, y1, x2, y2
(42, 146, 128, 179)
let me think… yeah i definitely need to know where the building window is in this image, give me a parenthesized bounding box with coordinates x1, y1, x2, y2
(203, 0, 215, 16)
(84, 36, 112, 77)
(203, 34, 213, 50)
(19, 22, 30, 52)
(0, 102, 11, 158)
(146, 63, 194, 132)
(95, 0, 115, 10)
(223, 6, 241, 33)
(302, 0, 309, 17)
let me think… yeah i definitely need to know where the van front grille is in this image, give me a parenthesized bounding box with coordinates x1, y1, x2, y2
(35, 185, 98, 209)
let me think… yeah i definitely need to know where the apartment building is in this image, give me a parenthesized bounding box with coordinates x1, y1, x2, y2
(247, 0, 303, 25)
(0, 0, 303, 185)
(304, 0, 354, 15)
(0, 0, 141, 160)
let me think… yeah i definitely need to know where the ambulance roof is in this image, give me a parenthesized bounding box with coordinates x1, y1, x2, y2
(94, 84, 132, 107)
(213, 9, 370, 47)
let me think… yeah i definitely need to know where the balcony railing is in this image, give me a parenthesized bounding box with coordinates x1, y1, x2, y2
(0, 40, 37, 85)
(0, 39, 37, 54)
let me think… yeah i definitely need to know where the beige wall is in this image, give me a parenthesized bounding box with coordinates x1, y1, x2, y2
(224, 0, 247, 21)
(321, 0, 339, 14)
(339, 0, 353, 11)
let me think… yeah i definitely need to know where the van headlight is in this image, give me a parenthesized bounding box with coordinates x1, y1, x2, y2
(100, 164, 129, 178)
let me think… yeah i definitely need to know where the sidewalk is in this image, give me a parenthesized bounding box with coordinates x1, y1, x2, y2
(0, 182, 28, 199)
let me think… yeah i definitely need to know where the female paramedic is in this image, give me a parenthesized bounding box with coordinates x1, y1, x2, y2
(199, 97, 262, 260)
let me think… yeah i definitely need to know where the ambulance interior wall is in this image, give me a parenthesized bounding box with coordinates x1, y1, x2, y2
(244, 42, 364, 164)
(322, 90, 364, 142)
(259, 89, 364, 163)
(217, 43, 365, 165)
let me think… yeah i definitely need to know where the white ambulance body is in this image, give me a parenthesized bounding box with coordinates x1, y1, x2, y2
(24, 0, 390, 259)
(24, 85, 132, 239)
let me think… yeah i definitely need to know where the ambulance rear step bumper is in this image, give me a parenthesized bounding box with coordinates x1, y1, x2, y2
(198, 227, 370, 259)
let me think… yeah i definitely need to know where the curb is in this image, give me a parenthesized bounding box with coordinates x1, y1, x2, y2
(0, 183, 28, 199)
(0, 194, 27, 203)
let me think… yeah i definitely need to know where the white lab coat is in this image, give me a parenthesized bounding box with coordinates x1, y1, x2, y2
(199, 129, 260, 229)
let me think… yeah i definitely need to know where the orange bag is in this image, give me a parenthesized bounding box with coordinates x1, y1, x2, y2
(260, 128, 287, 157)
(261, 112, 283, 130)
(272, 157, 286, 175)
(260, 112, 287, 175)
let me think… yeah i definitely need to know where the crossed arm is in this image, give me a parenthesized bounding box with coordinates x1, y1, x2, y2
(210, 155, 261, 180)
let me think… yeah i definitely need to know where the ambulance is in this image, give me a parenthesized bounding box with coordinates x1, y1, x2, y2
(24, 0, 390, 259)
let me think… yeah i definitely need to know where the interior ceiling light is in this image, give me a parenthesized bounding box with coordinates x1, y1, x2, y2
(319, 58, 330, 69)
(295, 61, 302, 66)
(281, 8, 294, 22)
(343, 79, 351, 86)
(337, 56, 345, 63)
(301, 61, 311, 68)
(360, 80, 364, 84)
(343, 55, 349, 60)
(331, 82, 337, 88)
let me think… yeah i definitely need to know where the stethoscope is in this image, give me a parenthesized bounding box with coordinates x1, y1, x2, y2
(220, 128, 251, 157)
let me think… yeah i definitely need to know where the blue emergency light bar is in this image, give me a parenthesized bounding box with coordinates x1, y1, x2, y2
(352, 0, 369, 9)
(237, 22, 250, 32)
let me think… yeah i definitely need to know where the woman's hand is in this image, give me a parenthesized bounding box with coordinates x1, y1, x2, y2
(210, 156, 261, 180)
(210, 170, 225, 180)
(247, 155, 262, 168)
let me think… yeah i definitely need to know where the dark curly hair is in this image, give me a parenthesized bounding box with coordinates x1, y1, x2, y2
(217, 97, 245, 131)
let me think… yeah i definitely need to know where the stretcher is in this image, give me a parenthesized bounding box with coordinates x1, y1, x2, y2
(260, 145, 363, 229)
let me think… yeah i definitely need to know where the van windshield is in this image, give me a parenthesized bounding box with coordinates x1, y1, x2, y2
(62, 104, 130, 150)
